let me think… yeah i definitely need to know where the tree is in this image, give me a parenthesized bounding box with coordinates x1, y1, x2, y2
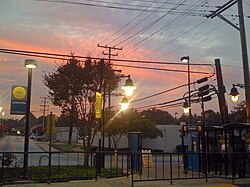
(43, 56, 120, 165)
(229, 101, 246, 123)
(140, 109, 175, 125)
(203, 109, 222, 126)
(105, 109, 163, 149)
(44, 55, 89, 145)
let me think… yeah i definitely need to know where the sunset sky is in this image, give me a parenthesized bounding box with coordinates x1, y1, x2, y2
(0, 0, 250, 120)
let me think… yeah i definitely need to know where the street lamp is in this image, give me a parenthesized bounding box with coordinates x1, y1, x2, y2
(229, 84, 244, 102)
(119, 96, 129, 111)
(181, 56, 191, 123)
(229, 87, 240, 102)
(22, 59, 37, 179)
(183, 101, 190, 114)
(121, 76, 136, 97)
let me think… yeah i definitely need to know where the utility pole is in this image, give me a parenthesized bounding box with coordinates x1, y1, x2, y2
(40, 97, 49, 131)
(215, 59, 229, 124)
(207, 0, 250, 123)
(237, 0, 250, 123)
(97, 44, 122, 149)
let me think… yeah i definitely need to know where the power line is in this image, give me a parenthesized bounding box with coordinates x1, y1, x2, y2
(156, 21, 227, 59)
(113, 0, 189, 47)
(119, 0, 207, 58)
(112, 63, 210, 75)
(36, 0, 215, 13)
(97, 0, 158, 48)
(105, 0, 168, 46)
(139, 19, 207, 59)
(0, 48, 214, 75)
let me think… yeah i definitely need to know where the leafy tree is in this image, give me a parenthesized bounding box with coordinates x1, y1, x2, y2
(203, 109, 222, 126)
(229, 101, 246, 123)
(43, 56, 120, 165)
(140, 109, 175, 125)
(105, 109, 163, 149)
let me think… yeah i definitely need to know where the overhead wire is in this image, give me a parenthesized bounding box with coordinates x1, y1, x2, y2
(119, 0, 208, 58)
(108, 0, 172, 46)
(113, 0, 188, 47)
(98, 0, 158, 45)
(156, 21, 228, 59)
(0, 48, 214, 75)
(143, 19, 207, 59)
(36, 0, 212, 13)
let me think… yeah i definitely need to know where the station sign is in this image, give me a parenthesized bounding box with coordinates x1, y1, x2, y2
(10, 85, 27, 115)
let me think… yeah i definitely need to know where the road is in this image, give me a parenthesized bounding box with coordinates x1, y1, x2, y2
(0, 135, 182, 169)
(0, 135, 44, 152)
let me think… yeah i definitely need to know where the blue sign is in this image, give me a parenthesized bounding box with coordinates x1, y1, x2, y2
(10, 85, 27, 115)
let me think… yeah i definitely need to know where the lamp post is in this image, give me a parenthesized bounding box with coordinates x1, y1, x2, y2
(121, 75, 136, 97)
(181, 56, 191, 124)
(22, 59, 37, 179)
(119, 96, 129, 111)
(229, 83, 245, 102)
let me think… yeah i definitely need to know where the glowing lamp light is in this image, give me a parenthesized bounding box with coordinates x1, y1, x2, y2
(231, 96, 239, 102)
(119, 96, 129, 111)
(183, 101, 190, 114)
(121, 77, 136, 97)
(181, 56, 189, 63)
(25, 59, 38, 69)
(229, 87, 240, 102)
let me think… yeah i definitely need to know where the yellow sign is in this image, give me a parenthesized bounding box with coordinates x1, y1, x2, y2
(142, 150, 153, 168)
(46, 114, 56, 140)
(95, 92, 102, 119)
(197, 125, 202, 132)
(12, 86, 27, 100)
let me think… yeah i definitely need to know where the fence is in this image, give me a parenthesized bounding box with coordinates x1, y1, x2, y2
(1, 151, 250, 186)
(0, 151, 130, 184)
(131, 152, 250, 186)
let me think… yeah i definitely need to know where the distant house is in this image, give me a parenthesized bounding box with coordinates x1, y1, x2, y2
(17, 112, 39, 133)
(55, 115, 78, 143)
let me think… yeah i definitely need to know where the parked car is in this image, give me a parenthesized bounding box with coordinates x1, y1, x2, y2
(35, 134, 45, 141)
(29, 134, 36, 139)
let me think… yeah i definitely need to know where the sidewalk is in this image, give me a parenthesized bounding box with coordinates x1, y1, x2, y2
(3, 177, 250, 187)
(34, 140, 59, 152)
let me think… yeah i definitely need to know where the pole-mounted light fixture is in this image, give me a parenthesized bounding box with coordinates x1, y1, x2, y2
(119, 96, 129, 111)
(22, 59, 37, 179)
(121, 76, 136, 97)
(183, 101, 190, 114)
(25, 59, 38, 69)
(229, 86, 240, 102)
(181, 56, 189, 63)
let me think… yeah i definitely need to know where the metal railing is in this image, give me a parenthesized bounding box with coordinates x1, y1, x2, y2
(131, 152, 250, 186)
(0, 151, 130, 184)
(1, 151, 250, 186)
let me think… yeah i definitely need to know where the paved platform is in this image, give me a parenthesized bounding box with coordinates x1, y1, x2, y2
(3, 177, 250, 187)
(12, 142, 248, 187)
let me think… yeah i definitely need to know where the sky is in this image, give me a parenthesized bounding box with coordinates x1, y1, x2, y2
(0, 0, 250, 120)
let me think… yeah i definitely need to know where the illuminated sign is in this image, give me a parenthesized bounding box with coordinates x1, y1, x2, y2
(10, 85, 27, 115)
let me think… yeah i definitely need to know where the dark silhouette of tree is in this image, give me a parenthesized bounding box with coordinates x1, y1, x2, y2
(203, 109, 222, 126)
(43, 56, 120, 165)
(105, 109, 162, 149)
(140, 109, 175, 125)
(229, 101, 246, 123)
